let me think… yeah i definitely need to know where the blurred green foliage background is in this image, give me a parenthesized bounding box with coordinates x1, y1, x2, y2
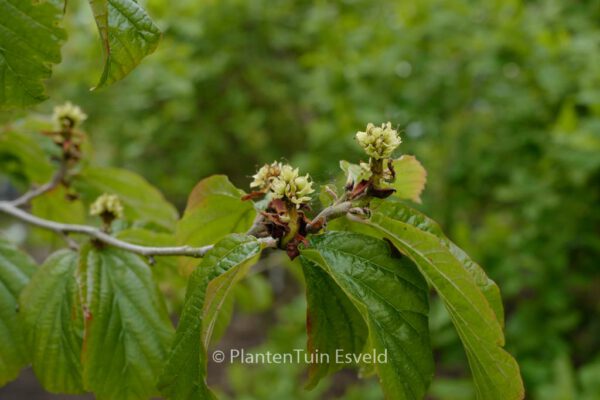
(4, 0, 600, 398)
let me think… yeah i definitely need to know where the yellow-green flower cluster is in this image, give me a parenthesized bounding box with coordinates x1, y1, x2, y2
(250, 161, 283, 192)
(251, 162, 314, 207)
(90, 194, 124, 219)
(53, 101, 87, 129)
(355, 122, 401, 159)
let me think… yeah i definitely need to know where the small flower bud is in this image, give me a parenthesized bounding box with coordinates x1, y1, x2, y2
(53, 101, 87, 130)
(90, 194, 124, 220)
(250, 162, 282, 192)
(355, 122, 401, 159)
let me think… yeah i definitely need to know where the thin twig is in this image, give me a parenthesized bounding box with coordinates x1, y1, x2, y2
(10, 161, 67, 207)
(3, 161, 355, 257)
(0, 201, 277, 258)
(306, 201, 353, 233)
(324, 186, 338, 201)
(246, 213, 268, 237)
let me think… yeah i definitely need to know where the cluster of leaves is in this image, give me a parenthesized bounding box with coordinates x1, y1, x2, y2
(0, 0, 161, 109)
(1, 99, 523, 399)
(42, 0, 600, 395)
(0, 106, 179, 398)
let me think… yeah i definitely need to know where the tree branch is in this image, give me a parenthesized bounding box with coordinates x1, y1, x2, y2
(306, 200, 352, 233)
(10, 160, 67, 207)
(2, 162, 354, 257)
(0, 201, 276, 258)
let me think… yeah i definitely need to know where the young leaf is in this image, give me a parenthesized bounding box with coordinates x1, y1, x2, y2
(300, 256, 368, 388)
(390, 156, 427, 203)
(78, 245, 174, 400)
(363, 208, 524, 400)
(159, 234, 262, 400)
(0, 239, 36, 386)
(300, 231, 434, 400)
(339, 156, 426, 203)
(73, 165, 179, 230)
(0, 0, 66, 109)
(340, 160, 371, 186)
(87, 0, 161, 88)
(177, 175, 256, 253)
(20, 250, 84, 393)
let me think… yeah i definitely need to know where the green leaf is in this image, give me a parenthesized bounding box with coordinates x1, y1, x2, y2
(31, 186, 86, 245)
(206, 286, 234, 346)
(339, 156, 426, 203)
(300, 255, 368, 388)
(0, 0, 66, 108)
(159, 234, 262, 400)
(331, 199, 505, 327)
(115, 227, 179, 270)
(375, 201, 505, 326)
(390, 156, 427, 203)
(178, 175, 256, 245)
(0, 130, 53, 184)
(0, 239, 36, 386)
(20, 250, 84, 393)
(176, 175, 256, 271)
(73, 165, 179, 231)
(31, 186, 86, 225)
(78, 245, 174, 400)
(201, 241, 263, 348)
(363, 208, 524, 400)
(300, 231, 434, 399)
(114, 227, 187, 313)
(87, 0, 161, 88)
